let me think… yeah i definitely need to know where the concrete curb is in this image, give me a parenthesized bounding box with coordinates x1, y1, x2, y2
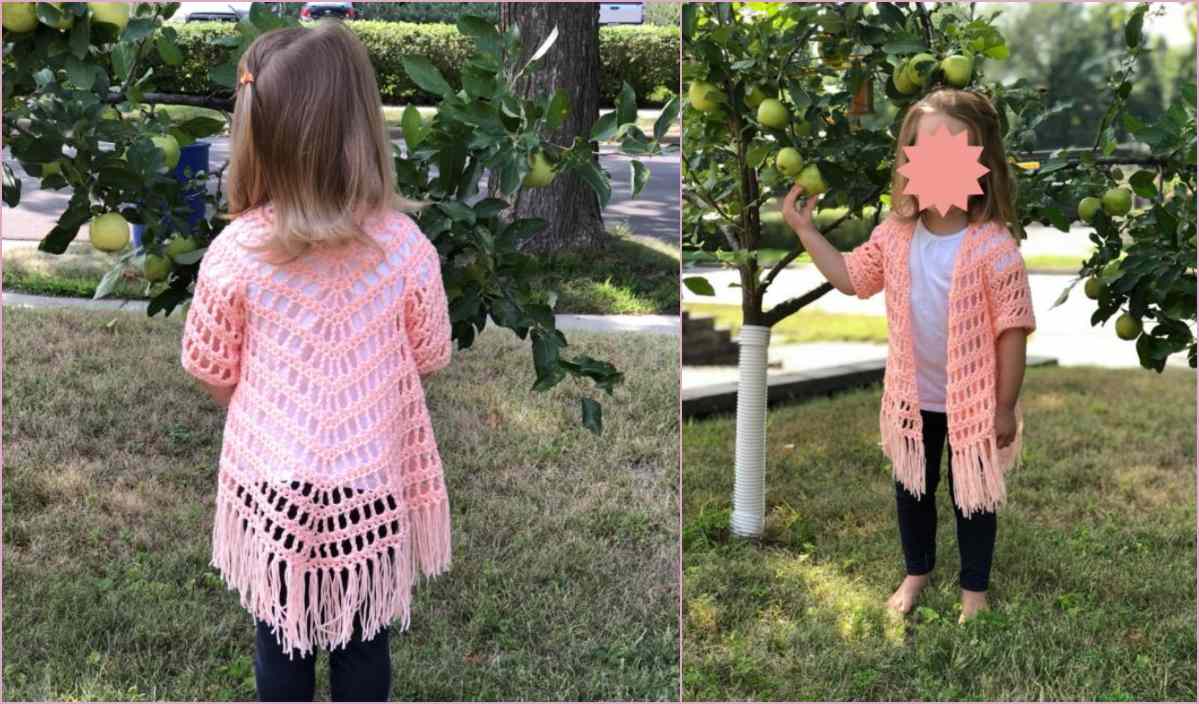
(682, 355, 1059, 419)
(0, 290, 680, 335)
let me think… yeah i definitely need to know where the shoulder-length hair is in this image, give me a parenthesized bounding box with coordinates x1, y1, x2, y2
(225, 21, 425, 265)
(889, 88, 1016, 229)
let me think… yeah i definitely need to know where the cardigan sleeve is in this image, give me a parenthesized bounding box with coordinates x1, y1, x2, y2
(403, 228, 452, 376)
(180, 237, 246, 387)
(842, 223, 887, 299)
(987, 232, 1037, 336)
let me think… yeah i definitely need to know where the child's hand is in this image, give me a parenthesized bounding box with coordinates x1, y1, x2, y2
(995, 404, 1017, 449)
(781, 183, 822, 236)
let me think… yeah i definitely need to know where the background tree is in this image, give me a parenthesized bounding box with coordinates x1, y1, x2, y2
(2, 2, 676, 431)
(498, 2, 605, 250)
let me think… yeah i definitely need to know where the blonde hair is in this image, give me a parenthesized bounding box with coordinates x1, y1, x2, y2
(890, 88, 1016, 228)
(226, 21, 425, 266)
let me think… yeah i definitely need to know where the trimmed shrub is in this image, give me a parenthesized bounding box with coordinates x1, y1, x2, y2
(150, 22, 678, 107)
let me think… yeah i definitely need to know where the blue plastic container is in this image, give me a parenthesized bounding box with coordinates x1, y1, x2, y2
(132, 140, 211, 249)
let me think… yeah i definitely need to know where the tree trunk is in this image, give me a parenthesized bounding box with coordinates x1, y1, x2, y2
(500, 2, 607, 252)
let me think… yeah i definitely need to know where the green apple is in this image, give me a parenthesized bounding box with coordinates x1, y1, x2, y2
(689, 81, 721, 113)
(2, 3, 38, 32)
(1084, 277, 1105, 300)
(796, 164, 827, 196)
(795, 120, 813, 137)
(941, 54, 973, 88)
(89, 212, 130, 253)
(756, 98, 790, 129)
(143, 254, 171, 282)
(1115, 312, 1142, 341)
(88, 2, 129, 30)
(1102, 187, 1132, 217)
(164, 235, 198, 261)
(775, 147, 803, 178)
(522, 151, 556, 188)
(904, 53, 937, 88)
(745, 84, 770, 109)
(1077, 196, 1101, 223)
(100, 106, 121, 120)
(41, 161, 62, 177)
(892, 62, 917, 95)
(45, 3, 74, 30)
(152, 135, 181, 171)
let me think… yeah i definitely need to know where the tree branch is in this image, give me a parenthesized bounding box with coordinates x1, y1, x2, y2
(762, 185, 885, 291)
(103, 91, 234, 111)
(762, 281, 835, 327)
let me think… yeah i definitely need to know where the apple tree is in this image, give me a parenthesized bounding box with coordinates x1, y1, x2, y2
(681, 1, 1193, 368)
(2, 2, 678, 431)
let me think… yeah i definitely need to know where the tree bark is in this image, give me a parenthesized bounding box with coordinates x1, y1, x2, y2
(500, 2, 607, 252)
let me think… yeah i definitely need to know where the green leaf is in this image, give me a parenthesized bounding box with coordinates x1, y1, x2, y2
(531, 332, 565, 392)
(66, 56, 96, 90)
(617, 81, 638, 128)
(629, 160, 650, 199)
(69, 13, 91, 58)
(3, 163, 22, 208)
(500, 218, 547, 244)
(573, 160, 612, 208)
(473, 198, 509, 219)
(122, 18, 158, 43)
(983, 43, 1009, 60)
(436, 201, 477, 225)
(156, 34, 183, 65)
(882, 39, 927, 55)
(1128, 170, 1158, 199)
(457, 15, 500, 55)
(171, 247, 208, 266)
(683, 276, 716, 296)
(653, 95, 680, 142)
(526, 25, 559, 66)
(39, 195, 93, 255)
(546, 89, 570, 130)
(1125, 6, 1145, 48)
(401, 56, 454, 98)
(580, 398, 602, 435)
(400, 106, 427, 149)
(112, 43, 135, 82)
(591, 111, 619, 142)
(94, 261, 128, 300)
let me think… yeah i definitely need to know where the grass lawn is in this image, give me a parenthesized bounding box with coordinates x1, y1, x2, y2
(2, 229, 679, 315)
(2, 306, 679, 700)
(683, 302, 888, 344)
(682, 366, 1195, 701)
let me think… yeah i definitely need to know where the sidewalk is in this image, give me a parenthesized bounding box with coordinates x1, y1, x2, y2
(0, 290, 679, 336)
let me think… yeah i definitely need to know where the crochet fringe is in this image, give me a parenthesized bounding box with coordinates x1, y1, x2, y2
(210, 487, 452, 660)
(881, 405, 1024, 518)
(880, 406, 927, 499)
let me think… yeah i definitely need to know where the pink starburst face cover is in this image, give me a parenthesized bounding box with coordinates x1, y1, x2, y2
(897, 123, 990, 217)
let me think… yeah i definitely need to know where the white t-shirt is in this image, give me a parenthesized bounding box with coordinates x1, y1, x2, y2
(909, 219, 966, 413)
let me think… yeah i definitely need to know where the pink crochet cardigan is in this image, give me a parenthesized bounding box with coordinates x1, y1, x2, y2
(844, 214, 1036, 517)
(180, 205, 452, 657)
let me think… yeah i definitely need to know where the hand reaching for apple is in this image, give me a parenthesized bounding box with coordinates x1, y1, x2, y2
(781, 183, 822, 237)
(779, 183, 856, 295)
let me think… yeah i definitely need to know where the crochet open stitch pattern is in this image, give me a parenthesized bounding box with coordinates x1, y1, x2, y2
(844, 214, 1036, 517)
(180, 205, 452, 658)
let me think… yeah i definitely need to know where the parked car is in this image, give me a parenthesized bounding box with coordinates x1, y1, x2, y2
(599, 2, 643, 25)
(300, 2, 357, 21)
(170, 2, 252, 22)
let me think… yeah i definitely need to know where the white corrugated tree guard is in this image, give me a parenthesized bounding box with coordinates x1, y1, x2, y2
(730, 325, 771, 537)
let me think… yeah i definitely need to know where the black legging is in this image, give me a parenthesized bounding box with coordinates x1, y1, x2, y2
(895, 410, 997, 592)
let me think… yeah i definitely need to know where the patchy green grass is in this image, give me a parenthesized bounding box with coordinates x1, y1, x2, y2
(1025, 253, 1089, 274)
(683, 302, 888, 344)
(3, 231, 679, 315)
(536, 231, 679, 315)
(682, 367, 1195, 701)
(3, 242, 151, 300)
(2, 306, 679, 701)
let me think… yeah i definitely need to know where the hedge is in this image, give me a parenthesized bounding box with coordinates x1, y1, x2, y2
(150, 22, 679, 107)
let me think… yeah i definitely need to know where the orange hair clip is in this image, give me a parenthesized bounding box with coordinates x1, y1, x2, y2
(239, 70, 255, 87)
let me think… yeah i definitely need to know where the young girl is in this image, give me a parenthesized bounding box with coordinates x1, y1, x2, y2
(782, 88, 1036, 623)
(179, 22, 451, 700)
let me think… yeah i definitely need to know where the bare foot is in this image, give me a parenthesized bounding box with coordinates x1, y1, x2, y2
(959, 589, 989, 623)
(886, 574, 930, 614)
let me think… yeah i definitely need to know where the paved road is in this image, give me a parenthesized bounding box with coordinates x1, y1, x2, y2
(1, 139, 681, 244)
(683, 264, 1190, 370)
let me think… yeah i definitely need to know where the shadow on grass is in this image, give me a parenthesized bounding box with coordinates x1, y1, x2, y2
(534, 232, 679, 315)
(683, 367, 1196, 701)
